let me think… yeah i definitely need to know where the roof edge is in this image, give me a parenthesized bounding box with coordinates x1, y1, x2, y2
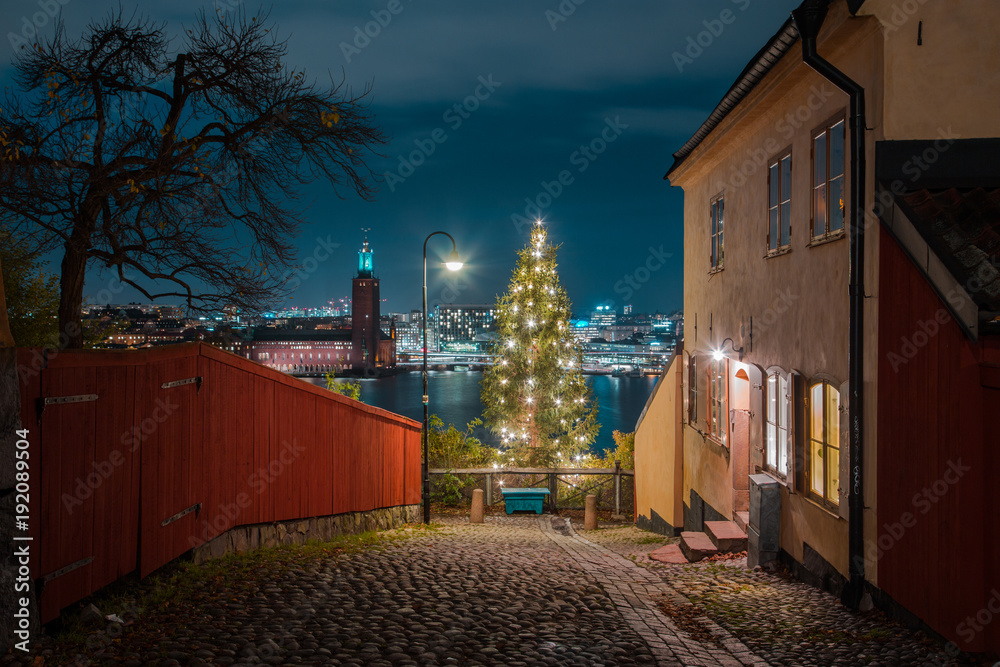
(663, 0, 871, 183)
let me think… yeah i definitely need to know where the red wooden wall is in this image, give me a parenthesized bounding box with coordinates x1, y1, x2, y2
(877, 228, 1000, 654)
(17, 343, 420, 622)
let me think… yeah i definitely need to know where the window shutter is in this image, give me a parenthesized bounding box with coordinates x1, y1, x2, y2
(782, 371, 794, 487)
(748, 364, 764, 471)
(697, 354, 709, 433)
(838, 379, 851, 520)
(790, 371, 806, 493)
(682, 352, 691, 423)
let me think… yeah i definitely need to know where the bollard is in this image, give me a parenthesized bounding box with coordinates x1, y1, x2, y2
(471, 488, 485, 524)
(584, 494, 598, 530)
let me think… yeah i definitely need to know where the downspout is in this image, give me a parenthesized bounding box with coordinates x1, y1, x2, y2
(791, 0, 867, 609)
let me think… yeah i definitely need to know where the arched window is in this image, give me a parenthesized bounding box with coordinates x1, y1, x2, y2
(808, 381, 840, 506)
(765, 370, 790, 477)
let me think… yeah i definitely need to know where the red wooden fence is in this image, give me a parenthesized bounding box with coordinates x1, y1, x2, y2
(17, 342, 421, 623)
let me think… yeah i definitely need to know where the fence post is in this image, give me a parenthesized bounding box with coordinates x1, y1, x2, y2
(486, 473, 492, 506)
(614, 460, 621, 516)
(548, 471, 557, 512)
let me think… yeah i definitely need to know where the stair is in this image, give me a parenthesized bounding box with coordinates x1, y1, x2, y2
(704, 520, 748, 553)
(649, 543, 688, 564)
(734, 511, 750, 534)
(679, 531, 718, 562)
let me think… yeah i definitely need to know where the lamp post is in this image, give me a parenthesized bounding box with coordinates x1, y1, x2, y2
(422, 231, 463, 524)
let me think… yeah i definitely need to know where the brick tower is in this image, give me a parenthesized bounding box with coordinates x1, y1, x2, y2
(352, 235, 380, 373)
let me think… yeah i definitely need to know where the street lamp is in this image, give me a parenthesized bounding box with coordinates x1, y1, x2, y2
(713, 337, 745, 362)
(422, 231, 463, 523)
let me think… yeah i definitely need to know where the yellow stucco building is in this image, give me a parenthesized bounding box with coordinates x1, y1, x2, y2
(637, 0, 1000, 653)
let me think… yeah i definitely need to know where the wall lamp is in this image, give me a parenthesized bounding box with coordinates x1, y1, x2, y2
(713, 337, 744, 362)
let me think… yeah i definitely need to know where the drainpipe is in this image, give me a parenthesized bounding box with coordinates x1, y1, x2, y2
(791, 0, 866, 609)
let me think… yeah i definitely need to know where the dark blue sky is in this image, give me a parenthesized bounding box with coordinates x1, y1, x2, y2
(2, 0, 799, 315)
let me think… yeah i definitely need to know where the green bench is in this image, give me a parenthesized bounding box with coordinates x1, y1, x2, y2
(501, 488, 551, 515)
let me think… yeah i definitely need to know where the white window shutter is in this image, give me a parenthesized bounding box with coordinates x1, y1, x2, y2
(747, 364, 765, 472)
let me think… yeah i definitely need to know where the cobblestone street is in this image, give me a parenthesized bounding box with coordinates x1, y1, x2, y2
(4, 515, 989, 666)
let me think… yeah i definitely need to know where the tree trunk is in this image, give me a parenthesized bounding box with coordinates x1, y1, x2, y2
(58, 210, 97, 349)
(58, 243, 88, 349)
(0, 255, 14, 348)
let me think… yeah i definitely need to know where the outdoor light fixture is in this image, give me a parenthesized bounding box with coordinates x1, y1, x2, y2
(422, 231, 463, 524)
(444, 249, 463, 271)
(714, 337, 745, 362)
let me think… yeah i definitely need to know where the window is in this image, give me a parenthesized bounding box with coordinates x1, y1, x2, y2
(808, 382, 840, 506)
(710, 195, 724, 269)
(765, 372, 790, 477)
(768, 152, 792, 252)
(707, 358, 728, 446)
(688, 354, 699, 424)
(812, 119, 845, 238)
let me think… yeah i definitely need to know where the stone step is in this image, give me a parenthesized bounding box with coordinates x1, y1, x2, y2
(734, 511, 750, 534)
(679, 531, 718, 562)
(704, 520, 748, 553)
(649, 543, 688, 564)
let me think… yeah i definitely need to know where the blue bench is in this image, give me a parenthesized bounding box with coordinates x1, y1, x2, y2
(501, 488, 551, 515)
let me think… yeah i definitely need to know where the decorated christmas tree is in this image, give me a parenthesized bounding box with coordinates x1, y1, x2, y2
(481, 222, 599, 466)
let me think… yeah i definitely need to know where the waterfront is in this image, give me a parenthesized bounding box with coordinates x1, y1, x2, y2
(313, 370, 659, 457)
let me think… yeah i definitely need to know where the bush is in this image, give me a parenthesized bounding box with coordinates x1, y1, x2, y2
(325, 374, 361, 402)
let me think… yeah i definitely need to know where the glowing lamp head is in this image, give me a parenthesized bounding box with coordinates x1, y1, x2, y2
(444, 249, 463, 271)
(713, 349, 724, 361)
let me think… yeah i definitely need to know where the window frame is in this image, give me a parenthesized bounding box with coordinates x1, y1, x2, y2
(710, 194, 725, 271)
(767, 149, 793, 255)
(764, 369, 790, 479)
(806, 380, 841, 508)
(688, 353, 699, 425)
(707, 357, 728, 447)
(810, 116, 847, 243)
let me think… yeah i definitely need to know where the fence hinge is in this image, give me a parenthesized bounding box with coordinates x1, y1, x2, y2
(36, 393, 98, 420)
(161, 376, 203, 394)
(161, 502, 201, 527)
(36, 556, 94, 594)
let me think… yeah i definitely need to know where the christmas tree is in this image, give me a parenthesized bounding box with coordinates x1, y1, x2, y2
(481, 222, 599, 466)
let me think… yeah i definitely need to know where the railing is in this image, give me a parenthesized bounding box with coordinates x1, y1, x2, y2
(429, 463, 635, 516)
(17, 342, 421, 622)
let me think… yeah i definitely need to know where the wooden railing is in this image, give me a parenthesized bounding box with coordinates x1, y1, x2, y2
(429, 464, 635, 515)
(18, 342, 420, 622)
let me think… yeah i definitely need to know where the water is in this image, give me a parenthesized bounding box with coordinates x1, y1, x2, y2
(310, 371, 659, 456)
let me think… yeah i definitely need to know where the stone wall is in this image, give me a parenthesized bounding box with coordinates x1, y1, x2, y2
(191, 504, 421, 565)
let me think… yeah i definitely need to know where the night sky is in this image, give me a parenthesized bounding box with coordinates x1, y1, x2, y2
(2, 0, 799, 316)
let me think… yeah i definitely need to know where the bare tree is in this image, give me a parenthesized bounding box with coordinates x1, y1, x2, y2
(0, 8, 386, 347)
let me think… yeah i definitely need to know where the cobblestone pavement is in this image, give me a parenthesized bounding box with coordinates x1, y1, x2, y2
(578, 522, 991, 667)
(4, 515, 992, 666)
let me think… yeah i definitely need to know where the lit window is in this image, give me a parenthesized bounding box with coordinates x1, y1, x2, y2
(768, 152, 792, 252)
(812, 119, 845, 239)
(710, 195, 724, 269)
(808, 381, 840, 505)
(707, 357, 728, 446)
(765, 372, 789, 477)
